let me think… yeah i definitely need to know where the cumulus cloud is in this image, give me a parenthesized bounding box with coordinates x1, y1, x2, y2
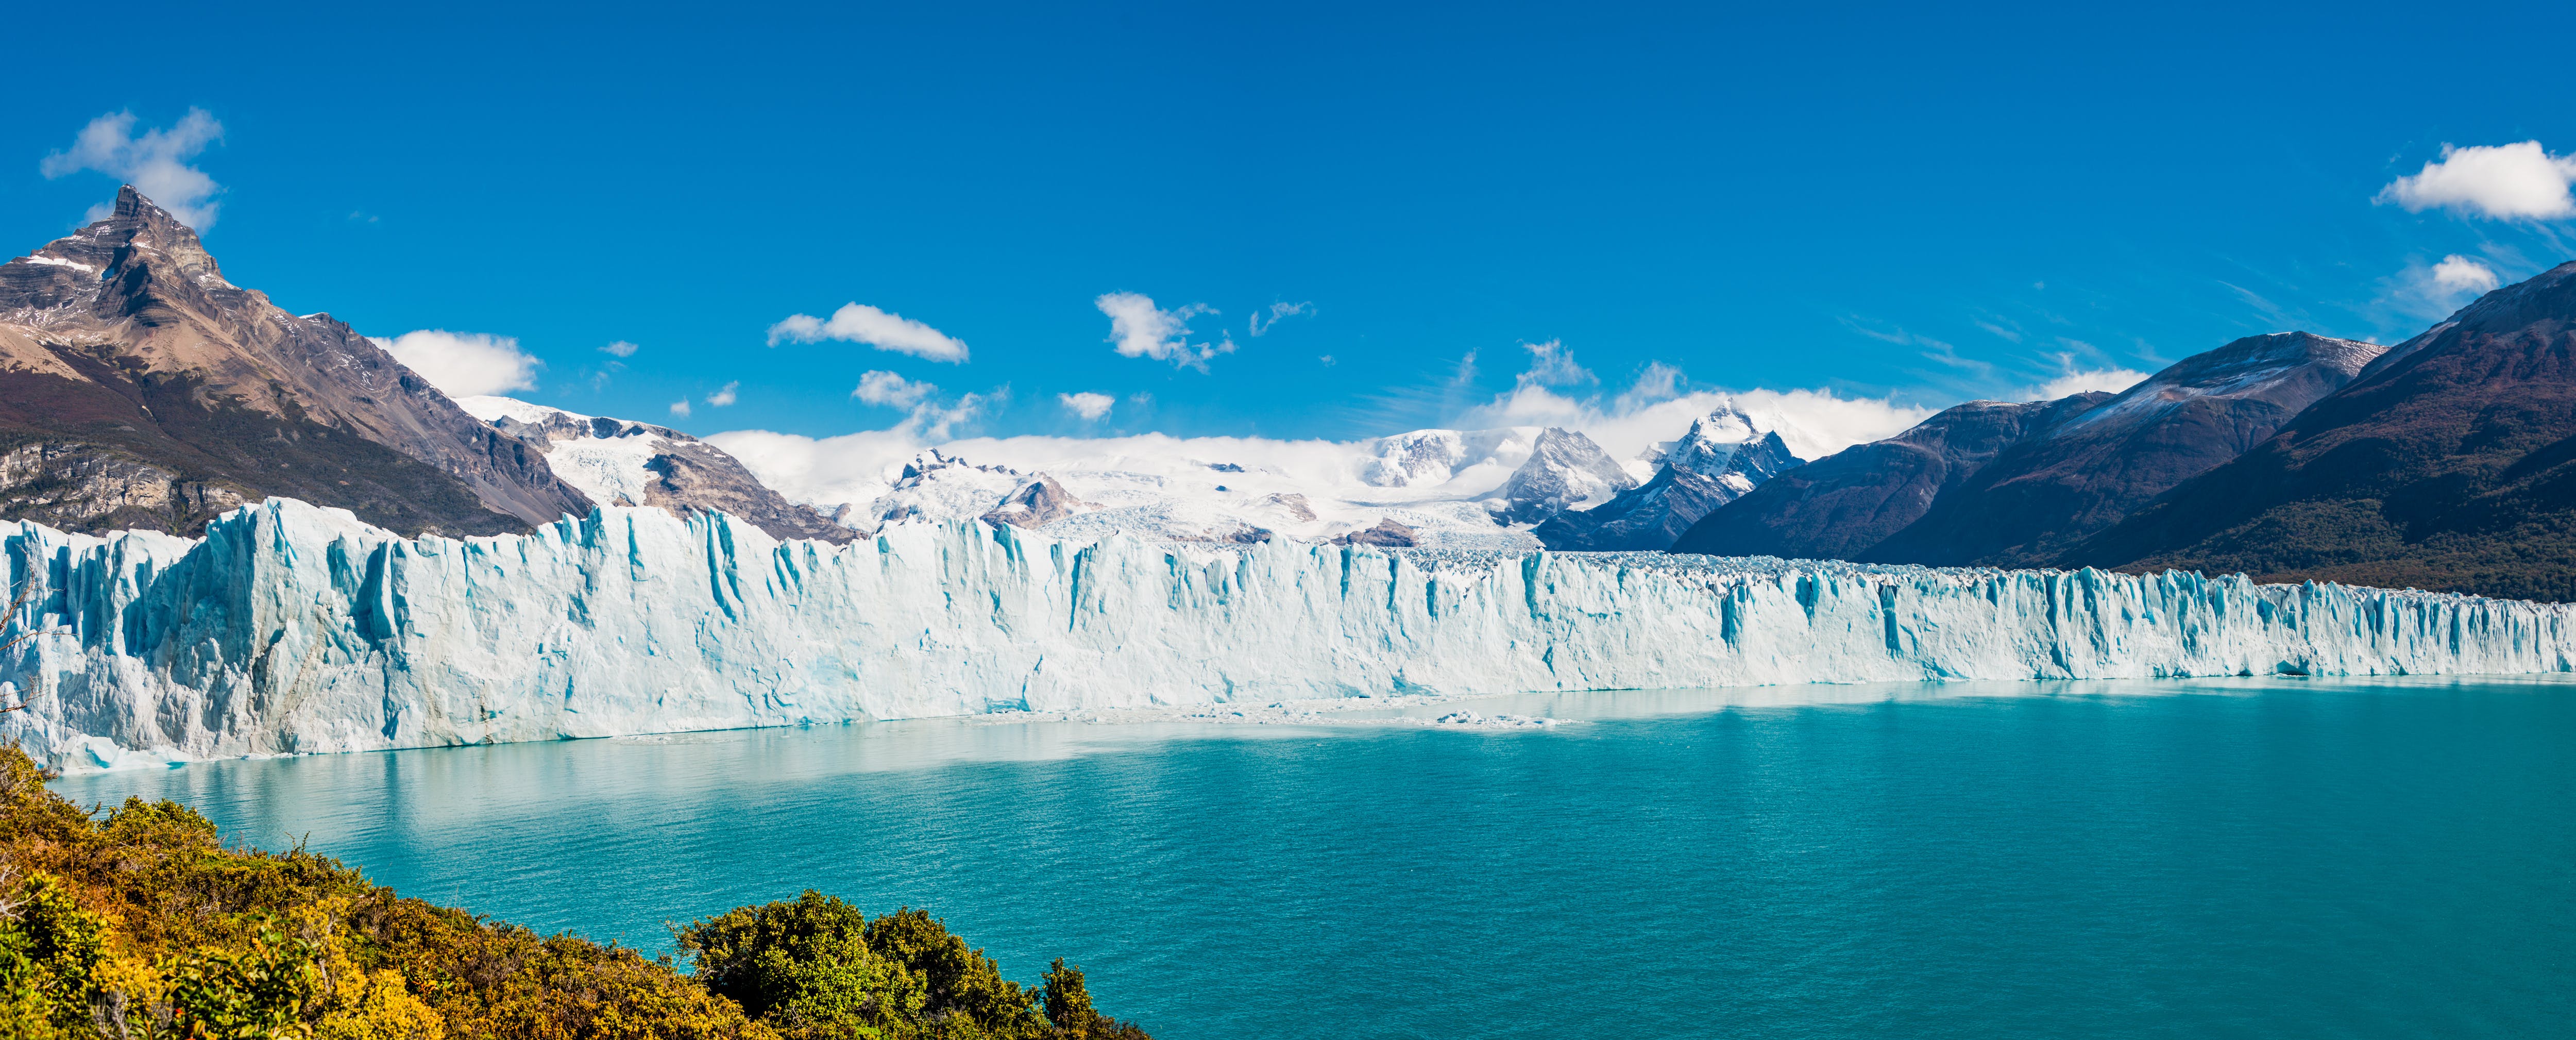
(854, 371, 937, 408)
(707, 381, 739, 407)
(1097, 292, 1233, 371)
(1249, 301, 1314, 337)
(599, 340, 639, 358)
(1059, 392, 1114, 421)
(41, 108, 226, 228)
(2429, 254, 2502, 294)
(669, 399, 692, 418)
(2380, 254, 2503, 322)
(2377, 141, 2576, 221)
(768, 303, 970, 363)
(370, 330, 543, 398)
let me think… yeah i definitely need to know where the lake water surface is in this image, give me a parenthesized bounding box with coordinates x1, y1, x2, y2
(51, 678, 2576, 1039)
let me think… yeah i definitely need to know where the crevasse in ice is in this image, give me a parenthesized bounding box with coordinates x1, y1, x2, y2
(4, 498, 2570, 771)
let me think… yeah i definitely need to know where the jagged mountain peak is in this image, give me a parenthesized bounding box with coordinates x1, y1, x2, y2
(0, 190, 594, 536)
(16, 186, 229, 290)
(1664, 409, 1760, 476)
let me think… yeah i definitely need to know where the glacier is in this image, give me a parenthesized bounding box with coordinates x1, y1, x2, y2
(4, 498, 2572, 771)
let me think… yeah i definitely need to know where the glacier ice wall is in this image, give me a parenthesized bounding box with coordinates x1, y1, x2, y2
(4, 498, 2571, 770)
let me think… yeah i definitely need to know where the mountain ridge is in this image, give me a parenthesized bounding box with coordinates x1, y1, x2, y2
(0, 186, 592, 535)
(2067, 260, 2576, 600)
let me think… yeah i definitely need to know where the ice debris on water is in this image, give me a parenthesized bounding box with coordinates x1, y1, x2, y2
(4, 497, 2575, 771)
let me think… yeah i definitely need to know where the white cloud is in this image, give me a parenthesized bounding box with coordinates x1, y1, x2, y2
(2031, 367, 2149, 400)
(1515, 340, 1594, 388)
(2380, 254, 2503, 322)
(1612, 361, 1684, 413)
(669, 399, 692, 418)
(2430, 254, 2501, 294)
(707, 381, 739, 407)
(768, 303, 970, 363)
(599, 340, 639, 358)
(2377, 141, 2576, 221)
(845, 371, 991, 440)
(704, 427, 930, 510)
(854, 371, 937, 408)
(40, 108, 226, 228)
(1097, 292, 1233, 371)
(1058, 392, 1114, 421)
(1249, 301, 1314, 337)
(370, 330, 543, 398)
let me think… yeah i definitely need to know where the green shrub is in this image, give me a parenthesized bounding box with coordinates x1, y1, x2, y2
(0, 746, 1151, 1039)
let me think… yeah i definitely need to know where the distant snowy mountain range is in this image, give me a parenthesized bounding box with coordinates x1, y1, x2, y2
(456, 395, 1820, 551)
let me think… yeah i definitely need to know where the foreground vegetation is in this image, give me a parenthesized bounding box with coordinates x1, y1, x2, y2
(0, 746, 1148, 1038)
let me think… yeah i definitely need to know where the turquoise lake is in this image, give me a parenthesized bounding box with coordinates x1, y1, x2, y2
(49, 678, 2575, 1038)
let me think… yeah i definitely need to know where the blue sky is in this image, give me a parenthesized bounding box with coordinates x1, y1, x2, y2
(5, 1, 2574, 448)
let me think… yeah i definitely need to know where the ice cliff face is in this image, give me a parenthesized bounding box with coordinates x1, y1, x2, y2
(6, 498, 2571, 772)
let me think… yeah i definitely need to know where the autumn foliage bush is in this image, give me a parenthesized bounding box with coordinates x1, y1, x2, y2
(0, 746, 1147, 1039)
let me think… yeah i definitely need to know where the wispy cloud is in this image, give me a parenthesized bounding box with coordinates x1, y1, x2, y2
(1097, 292, 1233, 371)
(706, 381, 739, 407)
(369, 330, 541, 398)
(768, 303, 971, 363)
(41, 108, 226, 228)
(1248, 301, 1314, 337)
(669, 399, 692, 418)
(599, 340, 639, 358)
(2029, 352, 2148, 400)
(2378, 141, 2576, 221)
(852, 371, 988, 439)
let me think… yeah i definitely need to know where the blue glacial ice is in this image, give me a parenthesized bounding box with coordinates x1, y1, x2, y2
(4, 498, 2571, 770)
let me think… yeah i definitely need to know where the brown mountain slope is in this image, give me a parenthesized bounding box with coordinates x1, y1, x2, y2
(1861, 332, 2384, 566)
(1670, 393, 2112, 560)
(0, 187, 592, 535)
(2065, 261, 2576, 600)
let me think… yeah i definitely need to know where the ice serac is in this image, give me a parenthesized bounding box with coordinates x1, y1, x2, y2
(4, 498, 2572, 771)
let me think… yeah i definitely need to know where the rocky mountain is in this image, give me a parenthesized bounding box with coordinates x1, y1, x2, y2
(2067, 261, 2576, 600)
(1533, 411, 1802, 551)
(1859, 332, 2384, 565)
(979, 473, 1098, 529)
(0, 187, 591, 535)
(1675, 330, 2386, 566)
(459, 397, 853, 543)
(1493, 427, 1637, 524)
(1674, 393, 2114, 560)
